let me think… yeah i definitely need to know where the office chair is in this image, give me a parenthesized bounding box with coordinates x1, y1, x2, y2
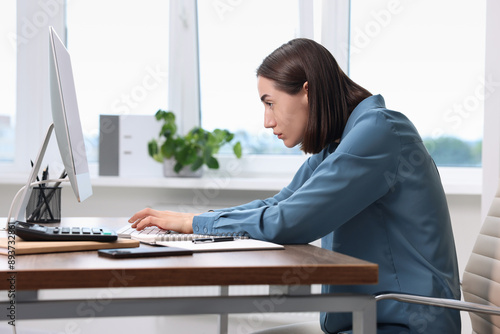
(376, 180, 500, 333)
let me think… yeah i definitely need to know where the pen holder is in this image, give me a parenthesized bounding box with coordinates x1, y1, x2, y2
(26, 186, 62, 223)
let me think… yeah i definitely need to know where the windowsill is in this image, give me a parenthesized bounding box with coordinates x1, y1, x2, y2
(91, 174, 291, 191)
(437, 167, 482, 195)
(0, 167, 482, 195)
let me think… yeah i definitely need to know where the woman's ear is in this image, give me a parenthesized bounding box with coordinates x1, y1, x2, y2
(303, 81, 309, 101)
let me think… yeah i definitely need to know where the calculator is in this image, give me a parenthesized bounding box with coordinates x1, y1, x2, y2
(14, 221, 118, 242)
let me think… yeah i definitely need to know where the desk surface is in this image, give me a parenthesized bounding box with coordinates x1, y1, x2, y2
(0, 217, 378, 290)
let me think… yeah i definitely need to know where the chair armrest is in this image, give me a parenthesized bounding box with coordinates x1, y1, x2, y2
(375, 293, 500, 316)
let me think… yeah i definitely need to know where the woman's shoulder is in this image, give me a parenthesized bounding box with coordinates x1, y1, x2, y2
(344, 95, 422, 146)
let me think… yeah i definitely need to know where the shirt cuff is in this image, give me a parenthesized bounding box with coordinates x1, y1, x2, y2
(192, 211, 220, 234)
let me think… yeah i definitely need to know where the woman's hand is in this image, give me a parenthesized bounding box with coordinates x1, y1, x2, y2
(128, 208, 200, 234)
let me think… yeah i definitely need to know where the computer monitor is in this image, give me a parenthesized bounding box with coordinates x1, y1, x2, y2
(48, 26, 92, 202)
(9, 26, 92, 224)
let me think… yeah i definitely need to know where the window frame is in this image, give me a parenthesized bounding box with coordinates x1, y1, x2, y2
(2, 0, 490, 198)
(0, 1, 65, 175)
(188, 0, 484, 192)
(481, 0, 500, 218)
(182, 0, 348, 177)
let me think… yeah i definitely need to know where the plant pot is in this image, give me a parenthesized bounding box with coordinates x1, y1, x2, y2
(163, 159, 203, 178)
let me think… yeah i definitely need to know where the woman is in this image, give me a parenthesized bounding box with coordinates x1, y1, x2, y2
(129, 39, 461, 333)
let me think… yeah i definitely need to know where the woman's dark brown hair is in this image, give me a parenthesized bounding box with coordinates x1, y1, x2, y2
(256, 38, 372, 154)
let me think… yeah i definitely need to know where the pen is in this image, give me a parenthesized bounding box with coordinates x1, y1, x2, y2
(30, 160, 40, 182)
(192, 236, 236, 244)
(41, 165, 48, 187)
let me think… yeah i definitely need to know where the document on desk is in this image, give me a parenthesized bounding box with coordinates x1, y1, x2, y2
(157, 238, 284, 252)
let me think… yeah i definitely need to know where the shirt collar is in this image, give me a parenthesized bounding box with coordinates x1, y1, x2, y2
(341, 94, 385, 141)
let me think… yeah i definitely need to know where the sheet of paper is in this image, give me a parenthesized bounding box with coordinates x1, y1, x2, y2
(157, 238, 284, 252)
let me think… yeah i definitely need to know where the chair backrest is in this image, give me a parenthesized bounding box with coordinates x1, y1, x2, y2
(463, 182, 500, 333)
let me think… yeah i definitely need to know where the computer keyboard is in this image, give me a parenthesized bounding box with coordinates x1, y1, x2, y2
(117, 225, 213, 243)
(15, 221, 118, 242)
(117, 225, 171, 239)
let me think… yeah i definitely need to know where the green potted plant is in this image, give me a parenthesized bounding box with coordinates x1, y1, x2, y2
(148, 109, 242, 177)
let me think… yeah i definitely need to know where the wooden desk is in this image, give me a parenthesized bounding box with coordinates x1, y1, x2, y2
(0, 218, 378, 334)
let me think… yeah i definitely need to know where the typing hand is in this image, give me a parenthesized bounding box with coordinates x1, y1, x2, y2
(128, 208, 199, 234)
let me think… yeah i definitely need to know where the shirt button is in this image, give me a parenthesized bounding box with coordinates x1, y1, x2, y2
(194, 225, 199, 232)
(203, 227, 208, 233)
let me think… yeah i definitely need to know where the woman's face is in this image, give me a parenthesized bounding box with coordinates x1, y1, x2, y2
(257, 76, 309, 148)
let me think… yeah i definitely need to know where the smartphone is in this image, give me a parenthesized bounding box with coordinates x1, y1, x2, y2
(98, 246, 193, 258)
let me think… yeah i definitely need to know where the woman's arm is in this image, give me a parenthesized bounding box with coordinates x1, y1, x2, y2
(193, 113, 402, 243)
(211, 154, 320, 212)
(127, 154, 319, 232)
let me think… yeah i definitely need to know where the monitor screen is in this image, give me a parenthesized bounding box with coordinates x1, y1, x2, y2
(49, 26, 92, 202)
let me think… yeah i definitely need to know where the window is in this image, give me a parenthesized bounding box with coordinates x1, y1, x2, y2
(3, 0, 490, 191)
(0, 1, 16, 162)
(197, 0, 302, 155)
(66, 0, 170, 162)
(349, 0, 486, 167)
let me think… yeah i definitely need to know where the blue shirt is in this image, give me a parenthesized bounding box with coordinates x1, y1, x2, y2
(193, 95, 461, 333)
